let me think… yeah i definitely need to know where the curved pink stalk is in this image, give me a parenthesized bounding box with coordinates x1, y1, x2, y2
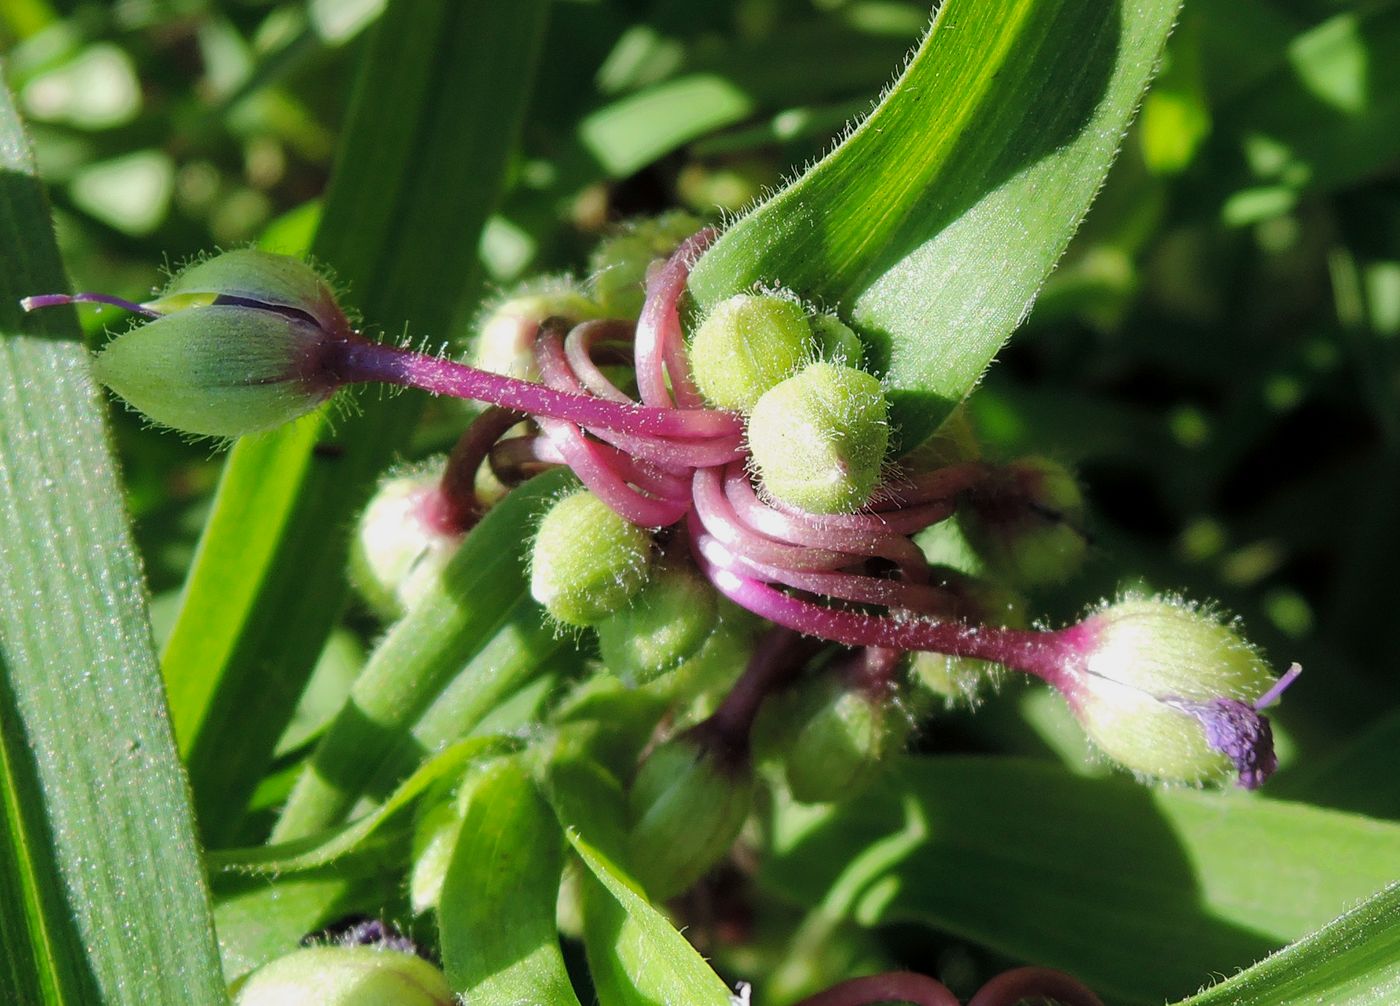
(564, 320, 637, 403)
(635, 228, 715, 409)
(690, 519, 1079, 685)
(692, 467, 855, 572)
(429, 406, 526, 532)
(538, 416, 689, 526)
(790, 971, 961, 1006)
(536, 327, 744, 471)
(694, 532, 959, 616)
(965, 968, 1104, 1006)
(723, 465, 929, 578)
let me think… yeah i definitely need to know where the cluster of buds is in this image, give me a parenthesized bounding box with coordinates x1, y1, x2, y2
(27, 226, 1298, 900)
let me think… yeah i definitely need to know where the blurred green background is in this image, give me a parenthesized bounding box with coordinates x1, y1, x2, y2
(4, 0, 1397, 911)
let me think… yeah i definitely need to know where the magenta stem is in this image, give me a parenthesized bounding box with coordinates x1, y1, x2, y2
(702, 627, 820, 745)
(694, 532, 958, 616)
(790, 972, 961, 1006)
(21, 292, 162, 318)
(429, 406, 526, 532)
(692, 520, 1082, 685)
(324, 335, 742, 440)
(692, 467, 854, 572)
(965, 968, 1104, 1006)
(635, 228, 715, 409)
(723, 465, 929, 577)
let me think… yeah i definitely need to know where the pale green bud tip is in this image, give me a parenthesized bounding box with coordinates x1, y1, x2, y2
(1067, 596, 1291, 788)
(233, 947, 451, 1006)
(473, 280, 601, 380)
(809, 313, 864, 366)
(93, 251, 349, 438)
(690, 294, 814, 411)
(590, 211, 702, 316)
(529, 489, 654, 626)
(748, 362, 891, 514)
(596, 563, 718, 684)
(149, 249, 348, 333)
(628, 733, 755, 898)
(349, 465, 462, 620)
(961, 456, 1087, 586)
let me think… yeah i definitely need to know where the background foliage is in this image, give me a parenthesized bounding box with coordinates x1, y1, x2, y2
(2, 0, 1397, 1003)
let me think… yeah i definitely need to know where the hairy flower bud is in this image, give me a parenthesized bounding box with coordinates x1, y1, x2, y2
(748, 361, 890, 514)
(472, 279, 601, 381)
(349, 463, 463, 620)
(232, 946, 451, 1006)
(596, 562, 718, 684)
(93, 250, 347, 437)
(627, 732, 754, 899)
(689, 293, 814, 411)
(959, 456, 1087, 586)
(1060, 596, 1296, 788)
(809, 313, 864, 366)
(589, 211, 702, 317)
(756, 675, 910, 803)
(530, 489, 654, 626)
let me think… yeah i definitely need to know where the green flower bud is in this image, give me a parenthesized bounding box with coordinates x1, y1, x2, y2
(748, 362, 890, 514)
(530, 490, 653, 626)
(809, 313, 864, 367)
(628, 732, 755, 899)
(596, 562, 719, 684)
(348, 463, 462, 621)
(756, 676, 910, 803)
(960, 456, 1087, 586)
(472, 278, 602, 380)
(589, 211, 702, 317)
(233, 947, 451, 1006)
(690, 293, 814, 411)
(93, 250, 347, 438)
(1065, 596, 1290, 788)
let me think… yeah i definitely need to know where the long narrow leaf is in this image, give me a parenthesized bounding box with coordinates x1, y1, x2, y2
(689, 0, 1182, 449)
(1172, 883, 1400, 1006)
(439, 757, 581, 1005)
(0, 83, 225, 1005)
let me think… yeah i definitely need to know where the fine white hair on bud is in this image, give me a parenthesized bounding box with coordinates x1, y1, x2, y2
(747, 361, 891, 514)
(92, 250, 349, 438)
(689, 293, 815, 412)
(529, 489, 654, 627)
(1063, 594, 1293, 788)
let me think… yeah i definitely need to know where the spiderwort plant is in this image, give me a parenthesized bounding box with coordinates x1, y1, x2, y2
(23, 220, 1305, 1006)
(27, 234, 1299, 803)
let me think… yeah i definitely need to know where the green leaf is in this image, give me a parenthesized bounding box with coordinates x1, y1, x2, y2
(211, 735, 515, 876)
(439, 757, 581, 1005)
(159, 0, 552, 845)
(764, 756, 1400, 1005)
(548, 758, 735, 1006)
(689, 0, 1182, 449)
(273, 468, 573, 840)
(1171, 883, 1400, 1006)
(0, 84, 225, 1003)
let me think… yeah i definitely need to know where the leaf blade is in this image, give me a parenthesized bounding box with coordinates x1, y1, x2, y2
(689, 0, 1182, 448)
(0, 81, 225, 1005)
